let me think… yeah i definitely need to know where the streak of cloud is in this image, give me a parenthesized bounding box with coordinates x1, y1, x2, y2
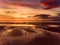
(0, 0, 60, 9)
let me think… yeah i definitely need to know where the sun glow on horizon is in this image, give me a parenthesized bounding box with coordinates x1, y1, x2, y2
(0, 2, 57, 18)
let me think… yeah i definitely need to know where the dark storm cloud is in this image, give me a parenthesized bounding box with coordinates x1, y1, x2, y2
(40, 0, 60, 9)
(0, 0, 60, 9)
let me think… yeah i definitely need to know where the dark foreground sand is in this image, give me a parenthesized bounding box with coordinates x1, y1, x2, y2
(0, 26, 60, 45)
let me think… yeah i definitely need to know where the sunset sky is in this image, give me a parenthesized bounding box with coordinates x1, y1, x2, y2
(0, 0, 60, 18)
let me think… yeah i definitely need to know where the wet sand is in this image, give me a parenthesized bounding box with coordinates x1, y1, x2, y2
(0, 25, 60, 45)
